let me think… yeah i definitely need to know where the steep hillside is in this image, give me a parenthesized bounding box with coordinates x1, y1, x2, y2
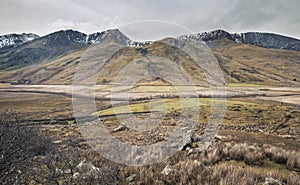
(0, 41, 208, 85)
(0, 37, 299, 86)
(0, 29, 299, 86)
(0, 33, 39, 49)
(180, 29, 300, 51)
(0, 29, 130, 70)
(211, 39, 300, 86)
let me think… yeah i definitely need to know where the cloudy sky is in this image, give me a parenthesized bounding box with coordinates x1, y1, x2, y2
(1, 0, 300, 39)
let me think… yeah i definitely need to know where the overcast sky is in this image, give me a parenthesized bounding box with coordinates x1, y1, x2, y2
(1, 0, 300, 40)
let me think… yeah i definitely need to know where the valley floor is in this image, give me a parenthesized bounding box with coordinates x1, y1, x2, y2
(0, 84, 300, 184)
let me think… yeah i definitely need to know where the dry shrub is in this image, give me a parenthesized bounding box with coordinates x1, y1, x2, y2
(265, 170, 286, 184)
(81, 149, 121, 184)
(287, 151, 300, 171)
(243, 146, 265, 165)
(199, 144, 225, 165)
(174, 159, 207, 184)
(288, 173, 300, 185)
(263, 145, 288, 164)
(228, 143, 248, 161)
(118, 142, 299, 184)
(263, 144, 300, 171)
(228, 143, 265, 165)
(210, 163, 263, 185)
(120, 163, 167, 185)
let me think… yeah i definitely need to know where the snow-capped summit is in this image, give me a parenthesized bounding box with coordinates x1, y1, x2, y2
(128, 41, 153, 47)
(233, 32, 300, 51)
(42, 29, 131, 47)
(0, 33, 39, 49)
(86, 29, 131, 45)
(180, 30, 300, 51)
(43, 29, 87, 46)
(1, 29, 300, 52)
(179, 29, 232, 42)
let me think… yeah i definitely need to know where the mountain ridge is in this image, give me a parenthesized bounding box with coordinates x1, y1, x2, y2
(0, 33, 39, 50)
(1, 29, 300, 51)
(0, 29, 131, 70)
(0, 28, 299, 86)
(179, 29, 300, 51)
(0, 29, 131, 50)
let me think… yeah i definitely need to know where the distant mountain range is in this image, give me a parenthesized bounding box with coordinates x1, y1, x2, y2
(1, 29, 300, 51)
(0, 33, 39, 49)
(0, 28, 299, 86)
(0, 29, 131, 70)
(180, 30, 300, 51)
(0, 29, 130, 50)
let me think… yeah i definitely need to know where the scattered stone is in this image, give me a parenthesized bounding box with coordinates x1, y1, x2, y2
(214, 135, 226, 140)
(279, 135, 296, 139)
(76, 160, 99, 172)
(161, 165, 176, 175)
(73, 172, 80, 179)
(64, 169, 71, 174)
(135, 155, 142, 164)
(52, 140, 63, 144)
(182, 129, 195, 149)
(112, 125, 126, 132)
(187, 148, 194, 155)
(193, 160, 205, 168)
(126, 174, 137, 182)
(277, 123, 288, 129)
(193, 135, 202, 142)
(55, 168, 63, 175)
(263, 177, 285, 185)
(171, 143, 178, 148)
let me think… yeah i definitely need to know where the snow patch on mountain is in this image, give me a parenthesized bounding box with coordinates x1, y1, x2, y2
(179, 30, 300, 51)
(2, 29, 300, 51)
(128, 41, 153, 47)
(0, 33, 39, 49)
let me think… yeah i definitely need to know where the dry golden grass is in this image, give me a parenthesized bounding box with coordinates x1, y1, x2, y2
(1, 38, 299, 86)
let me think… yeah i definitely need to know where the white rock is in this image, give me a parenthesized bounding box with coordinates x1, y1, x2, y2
(263, 177, 285, 185)
(112, 125, 126, 132)
(161, 165, 176, 175)
(214, 135, 226, 140)
(126, 174, 137, 182)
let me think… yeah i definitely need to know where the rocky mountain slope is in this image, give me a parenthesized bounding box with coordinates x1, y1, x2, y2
(0, 29, 299, 86)
(0, 33, 39, 49)
(180, 29, 300, 51)
(0, 29, 130, 70)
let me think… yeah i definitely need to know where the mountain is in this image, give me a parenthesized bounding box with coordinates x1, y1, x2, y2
(0, 33, 39, 49)
(0, 29, 130, 70)
(86, 29, 131, 45)
(233, 32, 300, 51)
(180, 29, 300, 51)
(43, 29, 130, 46)
(0, 28, 299, 86)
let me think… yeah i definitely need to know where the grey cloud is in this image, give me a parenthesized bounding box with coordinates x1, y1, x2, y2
(0, 0, 299, 39)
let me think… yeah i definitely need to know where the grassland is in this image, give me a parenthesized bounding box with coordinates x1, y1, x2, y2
(1, 38, 300, 184)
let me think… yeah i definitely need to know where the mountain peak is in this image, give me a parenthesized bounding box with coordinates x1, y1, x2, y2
(43, 30, 87, 46)
(0, 33, 39, 49)
(179, 29, 232, 42)
(180, 30, 300, 51)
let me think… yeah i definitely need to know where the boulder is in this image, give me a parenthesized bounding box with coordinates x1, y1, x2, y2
(182, 129, 195, 148)
(112, 125, 126, 132)
(161, 165, 176, 175)
(126, 174, 137, 182)
(76, 160, 99, 172)
(263, 177, 286, 185)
